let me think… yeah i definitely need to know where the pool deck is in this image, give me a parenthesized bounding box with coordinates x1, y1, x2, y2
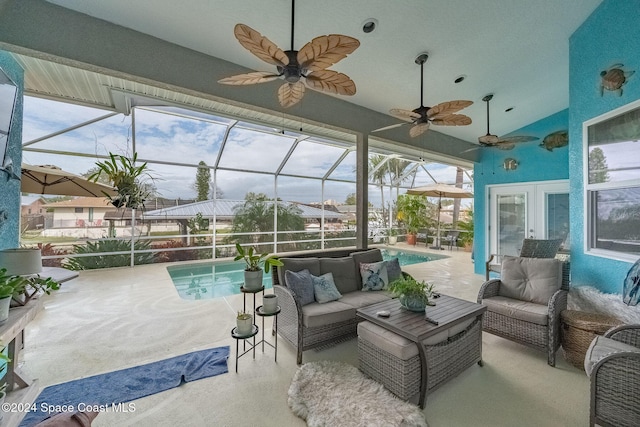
(19, 243, 589, 426)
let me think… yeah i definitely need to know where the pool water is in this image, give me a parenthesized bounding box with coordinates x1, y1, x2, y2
(168, 248, 447, 300)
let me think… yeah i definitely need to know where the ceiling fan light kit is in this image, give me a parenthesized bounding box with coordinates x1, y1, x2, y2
(218, 0, 360, 108)
(372, 52, 473, 138)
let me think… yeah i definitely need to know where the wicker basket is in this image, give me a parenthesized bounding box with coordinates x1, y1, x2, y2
(560, 310, 621, 369)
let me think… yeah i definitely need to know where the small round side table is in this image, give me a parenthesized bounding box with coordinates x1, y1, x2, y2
(231, 324, 259, 373)
(255, 305, 281, 362)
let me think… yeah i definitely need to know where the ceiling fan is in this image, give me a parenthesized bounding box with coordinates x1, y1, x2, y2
(477, 94, 539, 150)
(217, 0, 360, 108)
(372, 53, 473, 138)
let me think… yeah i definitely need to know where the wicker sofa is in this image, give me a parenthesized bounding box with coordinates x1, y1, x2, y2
(272, 248, 401, 364)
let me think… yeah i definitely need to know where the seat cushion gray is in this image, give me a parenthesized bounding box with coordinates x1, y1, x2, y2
(319, 257, 358, 294)
(499, 256, 562, 304)
(482, 296, 549, 325)
(339, 290, 392, 309)
(584, 335, 640, 377)
(301, 300, 356, 328)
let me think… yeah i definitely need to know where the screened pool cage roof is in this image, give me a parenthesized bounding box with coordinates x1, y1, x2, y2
(17, 53, 473, 205)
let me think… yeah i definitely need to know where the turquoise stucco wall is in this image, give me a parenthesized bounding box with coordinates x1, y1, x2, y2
(0, 51, 22, 250)
(473, 109, 569, 274)
(568, 0, 640, 293)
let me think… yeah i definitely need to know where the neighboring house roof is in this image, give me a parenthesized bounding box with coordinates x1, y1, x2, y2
(21, 195, 47, 206)
(44, 197, 114, 208)
(144, 199, 345, 220)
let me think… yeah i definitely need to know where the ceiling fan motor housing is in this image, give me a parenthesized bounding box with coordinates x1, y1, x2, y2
(279, 50, 303, 83)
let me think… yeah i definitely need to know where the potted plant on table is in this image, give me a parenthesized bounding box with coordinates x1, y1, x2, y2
(234, 243, 284, 290)
(388, 276, 436, 312)
(236, 310, 254, 335)
(396, 194, 428, 246)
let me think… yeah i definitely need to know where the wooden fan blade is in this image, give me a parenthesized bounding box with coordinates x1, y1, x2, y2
(298, 34, 360, 72)
(461, 145, 481, 153)
(495, 142, 516, 150)
(371, 122, 408, 133)
(497, 135, 539, 144)
(389, 109, 421, 122)
(234, 23, 288, 67)
(427, 100, 473, 119)
(431, 114, 472, 126)
(409, 123, 430, 138)
(305, 70, 356, 96)
(278, 81, 305, 108)
(218, 71, 280, 85)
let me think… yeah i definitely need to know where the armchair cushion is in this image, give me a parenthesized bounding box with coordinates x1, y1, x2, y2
(285, 269, 316, 306)
(499, 256, 562, 304)
(584, 335, 640, 376)
(482, 296, 550, 325)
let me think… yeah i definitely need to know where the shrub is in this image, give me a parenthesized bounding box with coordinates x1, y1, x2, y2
(64, 239, 155, 270)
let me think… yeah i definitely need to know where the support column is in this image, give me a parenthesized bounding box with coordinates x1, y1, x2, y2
(356, 133, 368, 249)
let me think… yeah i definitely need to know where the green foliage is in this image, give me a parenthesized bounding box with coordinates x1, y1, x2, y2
(588, 147, 610, 184)
(234, 243, 283, 273)
(387, 276, 436, 305)
(194, 161, 211, 202)
(396, 194, 429, 233)
(0, 268, 59, 299)
(230, 192, 304, 244)
(88, 152, 155, 208)
(187, 212, 210, 247)
(344, 193, 357, 205)
(457, 208, 474, 245)
(237, 310, 252, 320)
(64, 239, 155, 270)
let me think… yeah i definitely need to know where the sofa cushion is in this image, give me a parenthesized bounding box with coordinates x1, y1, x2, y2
(302, 300, 356, 328)
(584, 335, 640, 377)
(386, 257, 403, 282)
(351, 249, 383, 289)
(482, 295, 549, 325)
(278, 257, 321, 289)
(312, 272, 342, 303)
(319, 257, 358, 294)
(499, 256, 562, 304)
(339, 290, 393, 309)
(285, 269, 316, 306)
(360, 260, 389, 291)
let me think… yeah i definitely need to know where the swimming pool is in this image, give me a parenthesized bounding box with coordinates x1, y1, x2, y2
(167, 248, 447, 300)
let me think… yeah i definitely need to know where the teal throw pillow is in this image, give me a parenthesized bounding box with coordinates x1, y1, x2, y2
(285, 269, 316, 306)
(360, 261, 389, 291)
(311, 272, 342, 303)
(386, 258, 402, 282)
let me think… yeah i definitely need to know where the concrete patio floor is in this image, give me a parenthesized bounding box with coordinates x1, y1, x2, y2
(19, 243, 590, 426)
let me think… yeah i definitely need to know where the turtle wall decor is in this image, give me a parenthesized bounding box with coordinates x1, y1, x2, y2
(600, 64, 634, 97)
(539, 130, 568, 151)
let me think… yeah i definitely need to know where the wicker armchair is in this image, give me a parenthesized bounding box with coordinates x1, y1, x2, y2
(477, 256, 569, 366)
(584, 324, 640, 427)
(485, 238, 563, 280)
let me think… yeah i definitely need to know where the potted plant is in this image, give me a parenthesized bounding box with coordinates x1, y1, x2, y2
(236, 310, 254, 335)
(88, 152, 154, 209)
(388, 228, 398, 245)
(234, 243, 284, 290)
(396, 194, 428, 245)
(388, 276, 436, 312)
(0, 268, 28, 324)
(457, 209, 474, 252)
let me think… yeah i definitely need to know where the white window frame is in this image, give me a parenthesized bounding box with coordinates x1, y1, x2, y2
(583, 98, 640, 262)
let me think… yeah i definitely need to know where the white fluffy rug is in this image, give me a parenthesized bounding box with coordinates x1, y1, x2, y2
(288, 360, 428, 427)
(569, 286, 640, 324)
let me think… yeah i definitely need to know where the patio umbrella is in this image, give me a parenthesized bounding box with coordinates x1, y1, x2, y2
(407, 183, 473, 249)
(21, 163, 117, 197)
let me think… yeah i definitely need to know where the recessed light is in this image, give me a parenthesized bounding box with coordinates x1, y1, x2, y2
(362, 18, 378, 33)
(454, 75, 466, 84)
(505, 107, 514, 112)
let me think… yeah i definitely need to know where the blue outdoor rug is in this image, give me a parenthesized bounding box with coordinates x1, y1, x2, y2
(20, 346, 229, 426)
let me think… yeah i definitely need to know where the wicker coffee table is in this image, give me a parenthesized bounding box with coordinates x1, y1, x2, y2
(561, 310, 621, 369)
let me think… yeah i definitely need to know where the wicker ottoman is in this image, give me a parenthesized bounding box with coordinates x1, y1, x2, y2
(561, 310, 621, 369)
(357, 317, 481, 404)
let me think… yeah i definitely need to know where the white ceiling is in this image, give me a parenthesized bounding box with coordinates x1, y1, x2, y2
(44, 0, 602, 144)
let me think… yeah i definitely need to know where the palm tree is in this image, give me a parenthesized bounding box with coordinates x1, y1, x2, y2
(387, 158, 413, 226)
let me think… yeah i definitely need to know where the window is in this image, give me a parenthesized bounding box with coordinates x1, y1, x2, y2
(585, 99, 640, 260)
(74, 207, 83, 213)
